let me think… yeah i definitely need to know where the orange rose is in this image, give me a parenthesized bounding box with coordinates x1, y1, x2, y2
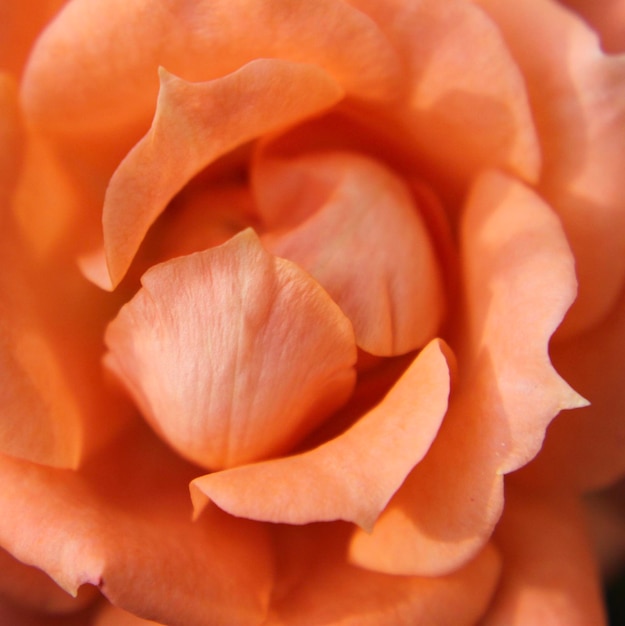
(1, 0, 625, 624)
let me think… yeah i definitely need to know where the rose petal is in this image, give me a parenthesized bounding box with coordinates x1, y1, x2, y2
(348, 0, 540, 189)
(0, 425, 274, 626)
(255, 151, 446, 356)
(0, 548, 97, 615)
(191, 338, 450, 530)
(93, 603, 163, 626)
(476, 0, 625, 335)
(105, 229, 357, 470)
(264, 523, 501, 626)
(518, 281, 625, 492)
(0, 73, 21, 204)
(481, 486, 607, 626)
(22, 0, 400, 137)
(102, 60, 344, 288)
(0, 1, 66, 78)
(560, 0, 625, 53)
(349, 170, 584, 576)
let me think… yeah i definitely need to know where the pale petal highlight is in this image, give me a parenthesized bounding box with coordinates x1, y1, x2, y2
(105, 229, 357, 470)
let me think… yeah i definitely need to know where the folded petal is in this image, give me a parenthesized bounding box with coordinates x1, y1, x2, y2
(102, 60, 344, 288)
(481, 486, 607, 626)
(348, 0, 540, 189)
(0, 424, 274, 626)
(559, 0, 625, 53)
(476, 0, 625, 335)
(256, 151, 446, 356)
(22, 0, 400, 137)
(350, 169, 584, 576)
(105, 229, 357, 470)
(191, 338, 449, 530)
(264, 523, 500, 626)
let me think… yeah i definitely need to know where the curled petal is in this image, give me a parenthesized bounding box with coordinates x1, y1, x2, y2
(191, 338, 450, 530)
(103, 60, 344, 288)
(0, 426, 274, 626)
(476, 0, 625, 334)
(22, 0, 400, 137)
(256, 151, 446, 356)
(105, 229, 357, 470)
(561, 0, 625, 53)
(350, 169, 584, 577)
(481, 487, 607, 626)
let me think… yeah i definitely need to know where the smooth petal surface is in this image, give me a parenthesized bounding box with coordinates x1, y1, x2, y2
(22, 0, 400, 136)
(350, 170, 583, 576)
(264, 524, 500, 626)
(518, 281, 625, 491)
(255, 151, 445, 356)
(103, 59, 344, 288)
(0, 424, 274, 626)
(348, 0, 540, 189)
(477, 0, 625, 335)
(105, 229, 357, 470)
(191, 338, 449, 530)
(0, 1, 66, 78)
(481, 487, 607, 626)
(560, 0, 625, 53)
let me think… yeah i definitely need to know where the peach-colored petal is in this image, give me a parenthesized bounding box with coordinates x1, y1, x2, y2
(191, 338, 449, 530)
(105, 229, 357, 470)
(0, 600, 99, 626)
(518, 281, 625, 492)
(476, 0, 625, 335)
(255, 151, 445, 356)
(0, 1, 66, 78)
(480, 486, 607, 626)
(559, 0, 625, 53)
(460, 169, 586, 472)
(0, 424, 274, 626)
(264, 523, 501, 626)
(350, 170, 584, 577)
(0, 73, 21, 206)
(93, 603, 163, 626)
(22, 0, 400, 137)
(0, 547, 97, 615)
(348, 0, 540, 189)
(102, 60, 344, 288)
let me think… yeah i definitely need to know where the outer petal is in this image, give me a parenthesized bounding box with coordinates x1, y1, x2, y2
(348, 0, 540, 189)
(191, 338, 450, 531)
(480, 486, 607, 626)
(518, 281, 625, 491)
(22, 0, 400, 137)
(105, 229, 357, 470)
(264, 523, 501, 626)
(256, 151, 445, 356)
(102, 60, 343, 288)
(476, 0, 625, 334)
(0, 424, 274, 626)
(349, 170, 583, 576)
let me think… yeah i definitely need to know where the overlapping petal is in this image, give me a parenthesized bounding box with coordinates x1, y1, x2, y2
(348, 0, 540, 190)
(191, 338, 450, 530)
(476, 0, 625, 335)
(481, 486, 606, 625)
(349, 170, 584, 576)
(264, 524, 500, 626)
(255, 151, 445, 355)
(102, 60, 344, 288)
(21, 0, 401, 137)
(0, 425, 274, 626)
(105, 229, 357, 470)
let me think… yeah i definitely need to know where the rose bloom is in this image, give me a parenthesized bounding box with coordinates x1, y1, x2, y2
(1, 0, 625, 624)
